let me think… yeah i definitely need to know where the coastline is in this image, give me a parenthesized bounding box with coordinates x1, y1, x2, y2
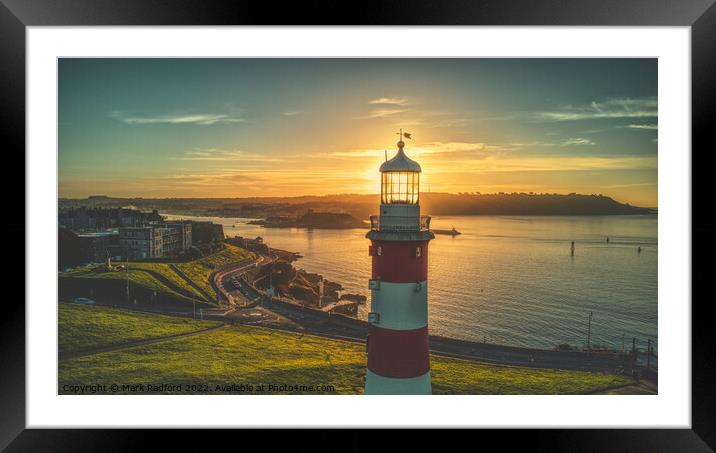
(56, 221, 657, 381)
(163, 212, 658, 354)
(164, 210, 657, 222)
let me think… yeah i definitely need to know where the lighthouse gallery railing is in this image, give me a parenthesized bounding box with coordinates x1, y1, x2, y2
(369, 215, 431, 232)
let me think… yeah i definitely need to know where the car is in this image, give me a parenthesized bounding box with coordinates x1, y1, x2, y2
(73, 297, 96, 305)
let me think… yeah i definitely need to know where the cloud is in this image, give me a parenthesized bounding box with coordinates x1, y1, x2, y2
(354, 109, 408, 119)
(329, 138, 596, 161)
(622, 124, 658, 130)
(282, 110, 305, 116)
(481, 114, 518, 121)
(110, 111, 246, 126)
(425, 117, 476, 128)
(355, 97, 411, 118)
(599, 182, 656, 189)
(170, 148, 283, 162)
(417, 142, 508, 154)
(326, 142, 512, 161)
(426, 155, 657, 174)
(368, 97, 408, 106)
(560, 137, 595, 146)
(152, 166, 368, 195)
(502, 138, 595, 148)
(528, 97, 658, 122)
(327, 139, 653, 178)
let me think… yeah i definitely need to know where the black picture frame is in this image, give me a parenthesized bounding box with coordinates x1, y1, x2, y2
(3, 0, 714, 449)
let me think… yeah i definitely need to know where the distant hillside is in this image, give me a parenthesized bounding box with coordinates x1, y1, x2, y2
(59, 192, 654, 220)
(421, 193, 653, 216)
(249, 210, 366, 229)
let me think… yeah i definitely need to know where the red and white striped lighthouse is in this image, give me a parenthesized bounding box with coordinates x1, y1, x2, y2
(365, 132, 434, 395)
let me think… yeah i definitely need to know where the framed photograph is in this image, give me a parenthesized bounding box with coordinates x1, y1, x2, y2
(5, 0, 714, 449)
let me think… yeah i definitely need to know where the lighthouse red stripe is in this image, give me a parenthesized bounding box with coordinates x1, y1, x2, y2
(367, 325, 430, 378)
(371, 240, 429, 283)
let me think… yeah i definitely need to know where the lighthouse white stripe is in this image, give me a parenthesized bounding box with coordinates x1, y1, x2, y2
(365, 370, 431, 395)
(369, 280, 427, 331)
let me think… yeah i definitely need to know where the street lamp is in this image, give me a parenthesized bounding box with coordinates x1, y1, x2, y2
(125, 255, 130, 303)
(587, 311, 593, 354)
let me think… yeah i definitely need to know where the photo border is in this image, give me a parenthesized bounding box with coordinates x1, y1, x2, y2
(4, 0, 714, 449)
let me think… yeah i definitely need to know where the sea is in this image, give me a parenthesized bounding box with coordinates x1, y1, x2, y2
(166, 213, 658, 354)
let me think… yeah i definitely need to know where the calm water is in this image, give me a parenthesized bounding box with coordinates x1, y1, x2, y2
(168, 214, 657, 352)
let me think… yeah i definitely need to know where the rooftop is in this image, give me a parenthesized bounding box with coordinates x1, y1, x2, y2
(379, 141, 422, 173)
(76, 230, 118, 238)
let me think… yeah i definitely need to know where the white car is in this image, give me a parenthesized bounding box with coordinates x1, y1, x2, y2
(73, 297, 96, 305)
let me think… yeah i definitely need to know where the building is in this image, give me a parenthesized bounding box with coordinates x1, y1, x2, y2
(228, 235, 269, 254)
(158, 227, 181, 255)
(166, 221, 193, 250)
(159, 222, 192, 256)
(191, 221, 224, 244)
(119, 226, 163, 259)
(59, 228, 120, 268)
(59, 207, 165, 230)
(58, 208, 197, 263)
(364, 133, 434, 395)
(118, 221, 193, 260)
(76, 230, 121, 263)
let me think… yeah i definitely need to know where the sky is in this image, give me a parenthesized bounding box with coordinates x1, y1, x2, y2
(58, 58, 658, 207)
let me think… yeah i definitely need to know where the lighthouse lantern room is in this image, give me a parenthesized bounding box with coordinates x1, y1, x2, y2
(365, 132, 435, 395)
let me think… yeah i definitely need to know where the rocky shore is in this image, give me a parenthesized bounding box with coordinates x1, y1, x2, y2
(249, 250, 366, 316)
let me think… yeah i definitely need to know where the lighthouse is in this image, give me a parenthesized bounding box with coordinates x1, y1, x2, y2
(365, 131, 434, 395)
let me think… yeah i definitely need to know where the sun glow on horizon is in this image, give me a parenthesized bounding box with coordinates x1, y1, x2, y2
(59, 58, 658, 207)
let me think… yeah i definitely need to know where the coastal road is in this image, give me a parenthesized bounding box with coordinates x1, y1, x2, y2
(238, 293, 631, 373)
(71, 251, 636, 374)
(213, 255, 271, 306)
(208, 253, 305, 328)
(211, 252, 631, 373)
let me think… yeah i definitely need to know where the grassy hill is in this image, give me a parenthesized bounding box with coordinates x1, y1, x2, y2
(175, 243, 255, 298)
(59, 304, 633, 395)
(59, 303, 220, 355)
(59, 243, 255, 307)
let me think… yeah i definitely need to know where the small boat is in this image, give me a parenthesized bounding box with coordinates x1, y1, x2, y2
(432, 227, 461, 236)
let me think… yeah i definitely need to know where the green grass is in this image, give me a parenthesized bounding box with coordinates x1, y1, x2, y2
(59, 305, 633, 395)
(60, 243, 256, 305)
(61, 266, 198, 304)
(175, 244, 255, 298)
(129, 262, 208, 301)
(59, 302, 220, 355)
(431, 357, 630, 394)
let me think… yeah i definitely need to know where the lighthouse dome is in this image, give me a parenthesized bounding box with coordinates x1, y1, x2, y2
(379, 142, 422, 173)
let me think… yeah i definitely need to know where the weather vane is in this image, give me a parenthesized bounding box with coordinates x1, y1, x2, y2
(396, 128, 412, 141)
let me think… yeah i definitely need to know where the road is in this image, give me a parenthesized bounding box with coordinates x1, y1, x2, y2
(213, 255, 271, 306)
(237, 295, 631, 373)
(208, 256, 633, 373)
(66, 251, 645, 376)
